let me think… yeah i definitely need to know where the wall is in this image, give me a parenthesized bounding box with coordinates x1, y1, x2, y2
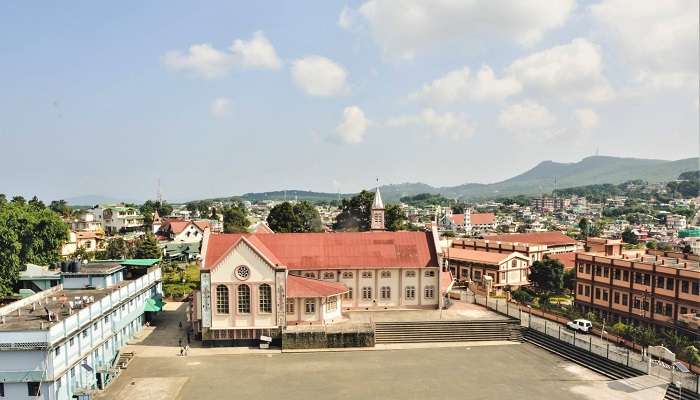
(282, 329, 374, 349)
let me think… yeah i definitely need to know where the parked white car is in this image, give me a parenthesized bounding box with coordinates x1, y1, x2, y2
(566, 319, 592, 333)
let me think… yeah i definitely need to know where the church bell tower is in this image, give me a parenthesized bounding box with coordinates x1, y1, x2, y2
(371, 184, 385, 231)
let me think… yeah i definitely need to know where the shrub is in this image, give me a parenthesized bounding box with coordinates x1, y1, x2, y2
(511, 289, 533, 304)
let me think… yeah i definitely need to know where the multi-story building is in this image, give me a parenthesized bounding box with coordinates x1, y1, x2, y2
(531, 197, 570, 212)
(574, 238, 700, 338)
(444, 248, 530, 291)
(89, 205, 145, 234)
(155, 219, 209, 243)
(451, 238, 550, 263)
(191, 188, 450, 346)
(483, 231, 579, 254)
(666, 214, 687, 231)
(71, 213, 102, 233)
(0, 261, 162, 400)
(60, 232, 104, 257)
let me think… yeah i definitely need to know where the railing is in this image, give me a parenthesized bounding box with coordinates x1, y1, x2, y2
(475, 294, 700, 394)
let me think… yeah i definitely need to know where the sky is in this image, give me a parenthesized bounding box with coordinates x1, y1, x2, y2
(1, 0, 698, 203)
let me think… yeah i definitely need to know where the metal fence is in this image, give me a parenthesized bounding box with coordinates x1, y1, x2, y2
(475, 294, 700, 394)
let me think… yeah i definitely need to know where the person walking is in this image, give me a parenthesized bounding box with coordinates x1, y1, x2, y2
(185, 344, 190, 356)
(178, 321, 182, 329)
(179, 347, 184, 357)
(178, 337, 182, 348)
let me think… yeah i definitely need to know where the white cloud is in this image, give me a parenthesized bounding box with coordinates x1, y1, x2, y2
(387, 109, 475, 141)
(349, 0, 575, 59)
(291, 56, 349, 97)
(574, 108, 599, 130)
(229, 31, 282, 70)
(210, 98, 233, 118)
(591, 0, 699, 89)
(507, 38, 614, 102)
(163, 44, 234, 79)
(498, 100, 561, 140)
(163, 31, 281, 78)
(335, 106, 368, 144)
(409, 65, 521, 105)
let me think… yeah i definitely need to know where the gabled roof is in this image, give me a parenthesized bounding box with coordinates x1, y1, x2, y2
(286, 275, 348, 298)
(483, 231, 576, 246)
(193, 220, 210, 231)
(446, 248, 521, 265)
(203, 231, 439, 271)
(451, 214, 465, 225)
(161, 220, 192, 234)
(250, 221, 274, 234)
(471, 213, 495, 225)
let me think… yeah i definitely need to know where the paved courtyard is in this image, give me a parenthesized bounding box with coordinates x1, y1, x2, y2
(99, 343, 668, 400)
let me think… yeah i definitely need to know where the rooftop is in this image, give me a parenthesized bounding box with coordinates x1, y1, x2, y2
(286, 275, 348, 298)
(445, 248, 515, 265)
(483, 231, 576, 246)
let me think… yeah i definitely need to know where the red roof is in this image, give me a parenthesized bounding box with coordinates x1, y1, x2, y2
(445, 248, 512, 264)
(547, 252, 576, 270)
(161, 220, 191, 234)
(471, 213, 495, 225)
(193, 220, 210, 231)
(483, 231, 576, 246)
(286, 275, 348, 298)
(451, 214, 465, 225)
(252, 222, 274, 234)
(203, 231, 439, 271)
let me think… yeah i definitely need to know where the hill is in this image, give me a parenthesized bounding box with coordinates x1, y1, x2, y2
(184, 156, 700, 203)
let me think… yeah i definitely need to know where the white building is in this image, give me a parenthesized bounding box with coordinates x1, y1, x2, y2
(71, 213, 102, 233)
(666, 214, 687, 231)
(0, 261, 162, 400)
(89, 205, 145, 234)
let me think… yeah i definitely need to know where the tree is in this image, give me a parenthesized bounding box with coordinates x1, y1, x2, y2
(385, 204, 407, 231)
(646, 241, 656, 250)
(134, 233, 161, 259)
(267, 201, 325, 233)
(105, 237, 131, 259)
(223, 202, 250, 233)
(682, 244, 692, 253)
(334, 190, 406, 231)
(578, 218, 590, 238)
(49, 200, 72, 217)
(140, 200, 174, 226)
(0, 199, 69, 295)
(563, 268, 576, 292)
(621, 228, 638, 244)
(528, 258, 564, 295)
(333, 190, 374, 231)
(452, 205, 465, 214)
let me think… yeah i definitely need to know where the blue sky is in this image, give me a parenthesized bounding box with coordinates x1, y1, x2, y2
(1, 1, 698, 202)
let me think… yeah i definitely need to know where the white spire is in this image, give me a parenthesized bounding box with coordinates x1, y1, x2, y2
(372, 181, 384, 209)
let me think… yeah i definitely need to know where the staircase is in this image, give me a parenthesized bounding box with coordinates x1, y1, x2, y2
(523, 329, 644, 380)
(665, 384, 700, 400)
(374, 319, 522, 344)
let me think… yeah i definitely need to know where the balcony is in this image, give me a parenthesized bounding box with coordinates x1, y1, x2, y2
(678, 313, 700, 331)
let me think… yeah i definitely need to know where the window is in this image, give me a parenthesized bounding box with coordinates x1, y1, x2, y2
(474, 271, 482, 280)
(343, 288, 353, 300)
(27, 382, 41, 396)
(405, 286, 416, 300)
(613, 292, 620, 304)
(666, 278, 674, 290)
(511, 259, 518, 269)
(362, 287, 372, 300)
(216, 285, 229, 314)
(664, 303, 673, 317)
(303, 272, 316, 279)
(361, 271, 372, 279)
(657, 276, 665, 288)
(380, 286, 391, 300)
(643, 274, 650, 286)
(602, 290, 608, 301)
(405, 271, 416, 278)
(603, 267, 609, 278)
(585, 265, 591, 274)
(681, 307, 688, 314)
(424, 270, 436, 278)
(635, 272, 643, 284)
(613, 269, 621, 280)
(595, 288, 601, 300)
(0, 382, 3, 397)
(322, 272, 335, 279)
(69, 337, 74, 347)
(342, 272, 353, 279)
(584, 286, 590, 296)
(70, 367, 75, 378)
(424, 285, 435, 299)
(577, 284, 583, 295)
(259, 284, 272, 313)
(93, 323, 98, 331)
(304, 299, 316, 314)
(578, 265, 584, 273)
(380, 271, 391, 279)
(655, 301, 663, 314)
(326, 296, 337, 312)
(82, 330, 87, 338)
(595, 266, 601, 276)
(286, 299, 295, 314)
(681, 280, 689, 293)
(692, 281, 699, 295)
(633, 298, 641, 309)
(55, 346, 61, 357)
(234, 265, 250, 280)
(237, 284, 250, 313)
(622, 270, 629, 282)
(622, 293, 628, 306)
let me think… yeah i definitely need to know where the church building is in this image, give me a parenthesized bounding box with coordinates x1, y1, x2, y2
(191, 188, 450, 345)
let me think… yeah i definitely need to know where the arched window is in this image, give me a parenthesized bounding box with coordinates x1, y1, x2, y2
(259, 284, 272, 313)
(237, 284, 250, 313)
(216, 285, 229, 314)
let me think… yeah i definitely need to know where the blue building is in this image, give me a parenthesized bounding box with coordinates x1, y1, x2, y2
(0, 260, 162, 399)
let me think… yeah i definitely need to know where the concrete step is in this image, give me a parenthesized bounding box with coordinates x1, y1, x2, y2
(375, 319, 522, 344)
(665, 385, 700, 400)
(523, 329, 644, 381)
